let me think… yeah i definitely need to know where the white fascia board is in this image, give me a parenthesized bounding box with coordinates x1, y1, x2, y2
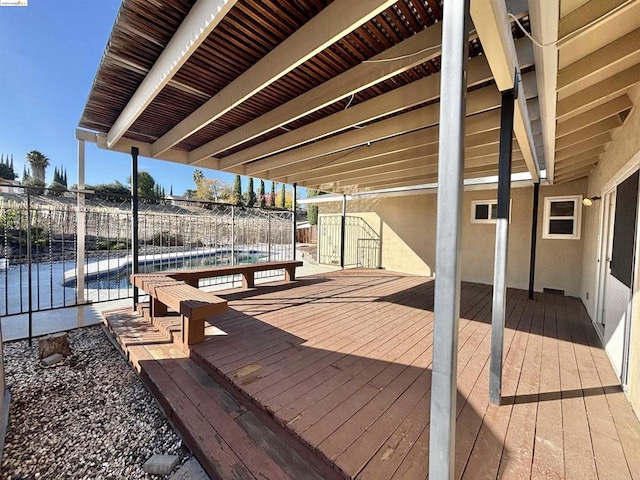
(528, 0, 559, 184)
(300, 172, 536, 203)
(106, 0, 237, 149)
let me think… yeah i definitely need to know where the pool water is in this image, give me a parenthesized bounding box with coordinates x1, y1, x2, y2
(83, 252, 267, 289)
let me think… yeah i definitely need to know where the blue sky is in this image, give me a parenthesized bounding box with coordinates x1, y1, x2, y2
(0, 0, 288, 196)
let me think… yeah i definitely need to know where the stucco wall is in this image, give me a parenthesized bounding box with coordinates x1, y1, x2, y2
(581, 89, 640, 416)
(318, 178, 587, 296)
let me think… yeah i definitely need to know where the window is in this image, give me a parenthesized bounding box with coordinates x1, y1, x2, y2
(543, 195, 582, 239)
(471, 200, 511, 224)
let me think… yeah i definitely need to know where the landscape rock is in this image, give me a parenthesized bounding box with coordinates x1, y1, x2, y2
(169, 458, 210, 480)
(144, 454, 179, 475)
(41, 353, 64, 366)
(2, 326, 189, 478)
(38, 332, 71, 359)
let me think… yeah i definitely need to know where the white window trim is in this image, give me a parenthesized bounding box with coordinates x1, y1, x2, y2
(542, 195, 583, 240)
(470, 199, 512, 224)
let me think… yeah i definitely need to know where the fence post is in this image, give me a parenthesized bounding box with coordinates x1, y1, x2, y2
(76, 139, 86, 305)
(231, 205, 235, 265)
(340, 195, 346, 269)
(267, 210, 272, 261)
(292, 183, 297, 261)
(26, 190, 33, 344)
(131, 147, 139, 311)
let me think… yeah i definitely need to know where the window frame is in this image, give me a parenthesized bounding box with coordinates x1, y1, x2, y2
(470, 199, 511, 224)
(542, 195, 583, 240)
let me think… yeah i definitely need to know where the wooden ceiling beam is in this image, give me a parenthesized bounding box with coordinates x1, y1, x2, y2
(215, 53, 496, 171)
(553, 147, 605, 168)
(554, 166, 595, 184)
(242, 83, 512, 177)
(555, 156, 600, 175)
(558, 0, 635, 48)
(150, 0, 397, 157)
(294, 147, 519, 187)
(106, 0, 237, 149)
(555, 95, 632, 138)
(282, 129, 509, 183)
(556, 63, 640, 122)
(322, 163, 529, 191)
(267, 109, 504, 180)
(470, 0, 540, 182)
(558, 28, 640, 97)
(187, 24, 446, 164)
(555, 117, 622, 151)
(556, 142, 608, 162)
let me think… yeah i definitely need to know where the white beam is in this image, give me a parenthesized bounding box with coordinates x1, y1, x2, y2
(106, 0, 237, 148)
(188, 24, 445, 163)
(152, 0, 397, 156)
(471, 0, 540, 182)
(528, 0, 559, 183)
(214, 39, 533, 171)
(243, 85, 503, 176)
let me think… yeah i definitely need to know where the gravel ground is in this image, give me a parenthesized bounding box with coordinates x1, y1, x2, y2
(1, 326, 189, 479)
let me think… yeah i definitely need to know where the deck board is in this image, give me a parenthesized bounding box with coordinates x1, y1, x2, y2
(106, 270, 640, 480)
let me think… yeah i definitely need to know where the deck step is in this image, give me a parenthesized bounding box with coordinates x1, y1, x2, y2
(103, 309, 337, 480)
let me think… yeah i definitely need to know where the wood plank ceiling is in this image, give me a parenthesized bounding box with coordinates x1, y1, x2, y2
(79, 0, 640, 192)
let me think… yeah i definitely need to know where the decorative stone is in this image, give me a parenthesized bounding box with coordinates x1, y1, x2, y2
(144, 454, 179, 475)
(41, 353, 64, 366)
(169, 458, 210, 480)
(38, 332, 71, 359)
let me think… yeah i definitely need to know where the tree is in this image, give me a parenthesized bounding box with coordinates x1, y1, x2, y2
(0, 156, 16, 180)
(307, 189, 323, 225)
(258, 180, 266, 208)
(232, 174, 244, 206)
(245, 177, 256, 208)
(127, 171, 157, 198)
(278, 184, 286, 208)
(26, 150, 49, 183)
(269, 182, 276, 207)
(22, 166, 30, 182)
(48, 166, 68, 196)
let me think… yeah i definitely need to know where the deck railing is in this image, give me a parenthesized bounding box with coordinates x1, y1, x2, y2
(0, 187, 294, 333)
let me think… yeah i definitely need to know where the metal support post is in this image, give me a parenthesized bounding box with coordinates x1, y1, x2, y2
(292, 183, 297, 260)
(340, 195, 346, 269)
(428, 1, 470, 478)
(528, 182, 540, 299)
(76, 139, 86, 305)
(490, 85, 516, 405)
(231, 205, 236, 265)
(131, 146, 139, 310)
(26, 191, 33, 344)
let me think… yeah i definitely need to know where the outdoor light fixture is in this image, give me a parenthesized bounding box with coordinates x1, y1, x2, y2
(582, 196, 601, 207)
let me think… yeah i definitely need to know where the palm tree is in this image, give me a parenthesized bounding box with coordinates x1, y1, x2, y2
(26, 150, 49, 183)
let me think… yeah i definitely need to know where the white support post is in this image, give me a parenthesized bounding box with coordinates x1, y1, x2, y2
(76, 139, 86, 304)
(428, 0, 470, 478)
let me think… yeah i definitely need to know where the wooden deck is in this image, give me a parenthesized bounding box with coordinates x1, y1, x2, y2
(104, 270, 640, 480)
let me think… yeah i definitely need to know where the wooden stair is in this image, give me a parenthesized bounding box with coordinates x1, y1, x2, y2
(103, 308, 340, 480)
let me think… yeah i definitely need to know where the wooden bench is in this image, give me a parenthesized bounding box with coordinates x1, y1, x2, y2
(131, 275, 227, 351)
(165, 260, 303, 289)
(131, 261, 302, 351)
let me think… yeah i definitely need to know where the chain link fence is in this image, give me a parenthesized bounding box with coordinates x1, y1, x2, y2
(1, 186, 294, 320)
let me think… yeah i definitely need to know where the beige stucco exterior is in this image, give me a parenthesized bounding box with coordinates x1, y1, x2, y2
(318, 178, 587, 297)
(580, 87, 640, 415)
